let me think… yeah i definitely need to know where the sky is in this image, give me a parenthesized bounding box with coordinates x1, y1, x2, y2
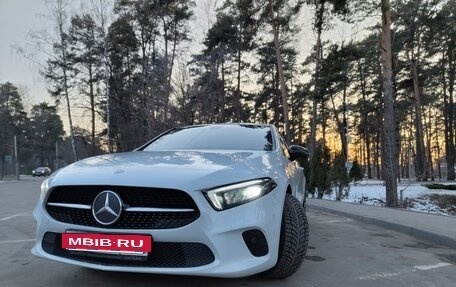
(0, 0, 50, 107)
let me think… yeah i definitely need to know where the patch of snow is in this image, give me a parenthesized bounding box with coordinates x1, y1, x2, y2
(316, 179, 455, 217)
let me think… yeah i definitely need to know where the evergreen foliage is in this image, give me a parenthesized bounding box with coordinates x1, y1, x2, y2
(330, 152, 350, 201)
(308, 140, 331, 199)
(349, 159, 363, 184)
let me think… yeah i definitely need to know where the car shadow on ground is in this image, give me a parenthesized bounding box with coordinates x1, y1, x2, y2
(82, 268, 283, 287)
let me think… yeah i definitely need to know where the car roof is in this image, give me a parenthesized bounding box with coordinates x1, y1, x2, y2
(179, 123, 272, 129)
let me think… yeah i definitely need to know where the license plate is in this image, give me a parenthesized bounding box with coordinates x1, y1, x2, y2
(62, 233, 152, 255)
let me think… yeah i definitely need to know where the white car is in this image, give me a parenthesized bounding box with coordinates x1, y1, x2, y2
(32, 123, 309, 278)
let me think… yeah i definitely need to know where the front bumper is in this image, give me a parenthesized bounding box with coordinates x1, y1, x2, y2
(32, 187, 284, 278)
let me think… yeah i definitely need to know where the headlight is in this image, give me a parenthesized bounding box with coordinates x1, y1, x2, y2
(40, 178, 50, 201)
(203, 178, 277, 211)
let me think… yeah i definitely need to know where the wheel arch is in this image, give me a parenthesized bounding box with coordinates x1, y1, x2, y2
(286, 185, 292, 195)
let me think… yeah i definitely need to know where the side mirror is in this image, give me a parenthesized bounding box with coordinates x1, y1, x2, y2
(288, 145, 309, 161)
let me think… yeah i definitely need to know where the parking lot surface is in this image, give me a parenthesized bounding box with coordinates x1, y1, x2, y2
(1, 177, 455, 286)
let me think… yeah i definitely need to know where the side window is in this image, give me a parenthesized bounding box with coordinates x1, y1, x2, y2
(280, 137, 290, 159)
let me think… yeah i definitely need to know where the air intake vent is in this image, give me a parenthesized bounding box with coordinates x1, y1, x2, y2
(242, 229, 268, 257)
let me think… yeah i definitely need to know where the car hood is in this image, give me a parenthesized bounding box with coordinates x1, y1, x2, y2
(50, 150, 279, 191)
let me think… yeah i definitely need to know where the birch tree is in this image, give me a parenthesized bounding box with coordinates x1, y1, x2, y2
(43, 0, 78, 162)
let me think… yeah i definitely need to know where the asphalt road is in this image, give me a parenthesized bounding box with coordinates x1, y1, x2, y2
(1, 177, 455, 287)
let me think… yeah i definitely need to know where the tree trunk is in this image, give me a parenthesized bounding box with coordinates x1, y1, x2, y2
(0, 155, 4, 180)
(149, 34, 157, 135)
(329, 93, 347, 162)
(57, 1, 77, 162)
(88, 65, 96, 156)
(424, 108, 434, 180)
(342, 76, 348, 161)
(221, 50, 226, 122)
(140, 28, 150, 138)
(446, 45, 455, 180)
(375, 136, 381, 179)
(166, 20, 179, 126)
(100, 12, 112, 153)
(321, 103, 326, 141)
(235, 24, 243, 122)
(274, 67, 280, 127)
(269, 0, 291, 144)
(359, 60, 372, 179)
(365, 135, 372, 179)
(163, 20, 170, 124)
(309, 3, 325, 157)
(168, 21, 178, 88)
(380, 0, 398, 207)
(408, 56, 427, 180)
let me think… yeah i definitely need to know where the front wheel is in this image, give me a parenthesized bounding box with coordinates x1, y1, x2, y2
(262, 194, 309, 279)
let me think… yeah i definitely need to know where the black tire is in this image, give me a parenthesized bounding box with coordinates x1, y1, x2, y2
(262, 194, 309, 279)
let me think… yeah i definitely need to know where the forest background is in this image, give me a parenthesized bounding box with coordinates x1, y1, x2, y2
(1, 0, 455, 206)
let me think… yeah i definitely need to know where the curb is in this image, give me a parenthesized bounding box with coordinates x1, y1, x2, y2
(308, 203, 456, 250)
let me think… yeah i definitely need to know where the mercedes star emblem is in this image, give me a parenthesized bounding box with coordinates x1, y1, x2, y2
(92, 190, 123, 225)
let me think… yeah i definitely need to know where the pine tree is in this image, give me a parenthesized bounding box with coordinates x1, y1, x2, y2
(349, 159, 364, 184)
(0, 82, 29, 179)
(68, 13, 104, 156)
(381, 0, 398, 207)
(106, 16, 140, 151)
(308, 140, 331, 199)
(30, 103, 65, 167)
(331, 152, 350, 200)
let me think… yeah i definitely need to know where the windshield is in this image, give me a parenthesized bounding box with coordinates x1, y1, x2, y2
(143, 124, 274, 151)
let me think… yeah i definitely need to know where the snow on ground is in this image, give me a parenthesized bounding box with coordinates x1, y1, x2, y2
(319, 179, 456, 217)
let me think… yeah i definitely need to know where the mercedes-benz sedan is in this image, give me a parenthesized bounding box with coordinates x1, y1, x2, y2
(32, 123, 309, 278)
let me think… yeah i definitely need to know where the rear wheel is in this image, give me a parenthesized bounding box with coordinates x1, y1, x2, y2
(262, 194, 309, 279)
